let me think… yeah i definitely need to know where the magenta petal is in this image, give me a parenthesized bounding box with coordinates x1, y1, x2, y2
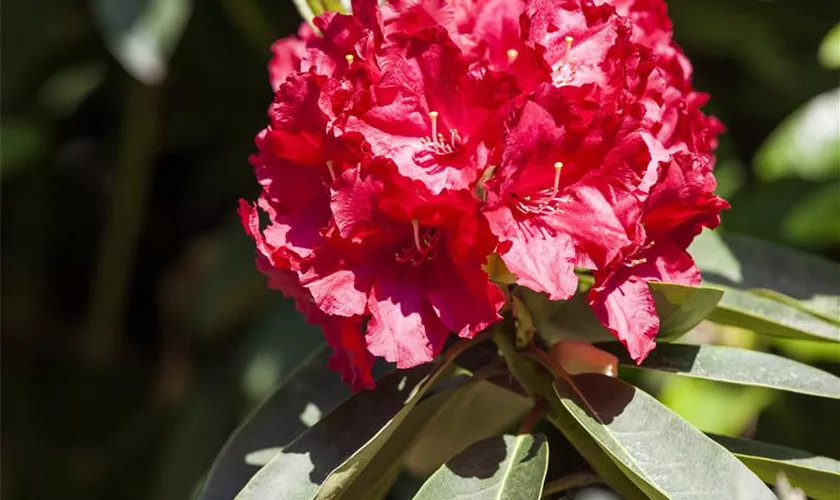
(485, 205, 578, 301)
(366, 267, 449, 368)
(303, 268, 371, 317)
(426, 251, 503, 338)
(321, 315, 376, 391)
(589, 276, 659, 363)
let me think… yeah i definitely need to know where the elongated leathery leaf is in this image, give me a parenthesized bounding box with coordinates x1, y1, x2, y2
(690, 230, 840, 324)
(597, 342, 840, 399)
(710, 286, 840, 342)
(237, 338, 478, 500)
(555, 374, 776, 500)
(235, 366, 431, 500)
(413, 434, 549, 500)
(710, 434, 840, 500)
(649, 283, 724, 341)
(198, 358, 349, 499)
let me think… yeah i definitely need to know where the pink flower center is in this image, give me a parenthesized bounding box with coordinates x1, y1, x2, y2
(395, 219, 441, 266)
(509, 162, 567, 215)
(420, 111, 462, 156)
(552, 36, 577, 86)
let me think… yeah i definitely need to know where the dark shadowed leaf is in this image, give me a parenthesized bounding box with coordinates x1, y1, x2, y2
(597, 343, 840, 399)
(710, 434, 840, 500)
(336, 374, 482, 500)
(648, 283, 724, 341)
(413, 434, 549, 500)
(196, 352, 349, 500)
(404, 379, 532, 476)
(781, 181, 840, 249)
(342, 374, 535, 499)
(690, 230, 840, 323)
(37, 61, 108, 119)
(91, 0, 193, 85)
(0, 118, 48, 180)
(237, 338, 478, 500)
(234, 366, 432, 499)
(555, 374, 776, 499)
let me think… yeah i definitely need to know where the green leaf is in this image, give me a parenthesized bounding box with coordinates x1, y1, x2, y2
(710, 434, 840, 500)
(244, 448, 284, 467)
(92, 0, 193, 85)
(337, 374, 489, 500)
(412, 434, 549, 500)
(491, 330, 647, 499)
(754, 88, 840, 182)
(818, 23, 840, 69)
(782, 181, 840, 249)
(597, 343, 840, 399)
(36, 61, 108, 119)
(234, 366, 430, 500)
(404, 379, 532, 476)
(554, 374, 776, 499)
(691, 230, 840, 326)
(709, 287, 840, 342)
(659, 378, 774, 437)
(521, 289, 615, 345)
(772, 337, 840, 364)
(0, 118, 48, 180)
(197, 353, 349, 500)
(648, 283, 724, 341)
(522, 283, 722, 345)
(291, 0, 348, 26)
(237, 339, 476, 500)
(545, 394, 648, 499)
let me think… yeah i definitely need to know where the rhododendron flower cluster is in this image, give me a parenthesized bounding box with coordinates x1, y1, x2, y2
(241, 0, 727, 389)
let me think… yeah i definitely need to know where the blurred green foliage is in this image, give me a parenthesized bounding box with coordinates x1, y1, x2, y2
(1, 1, 839, 499)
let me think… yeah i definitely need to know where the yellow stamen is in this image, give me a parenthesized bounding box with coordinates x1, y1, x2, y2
(345, 54, 354, 64)
(627, 257, 648, 267)
(506, 48, 519, 64)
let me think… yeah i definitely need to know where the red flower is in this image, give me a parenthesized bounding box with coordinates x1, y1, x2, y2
(243, 0, 727, 385)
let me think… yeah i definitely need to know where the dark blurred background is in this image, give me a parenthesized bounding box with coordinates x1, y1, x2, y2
(2, 1, 839, 499)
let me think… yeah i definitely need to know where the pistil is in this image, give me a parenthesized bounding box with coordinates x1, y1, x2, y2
(506, 49, 519, 64)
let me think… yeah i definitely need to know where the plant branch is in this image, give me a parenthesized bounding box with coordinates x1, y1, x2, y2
(84, 79, 160, 365)
(518, 398, 546, 434)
